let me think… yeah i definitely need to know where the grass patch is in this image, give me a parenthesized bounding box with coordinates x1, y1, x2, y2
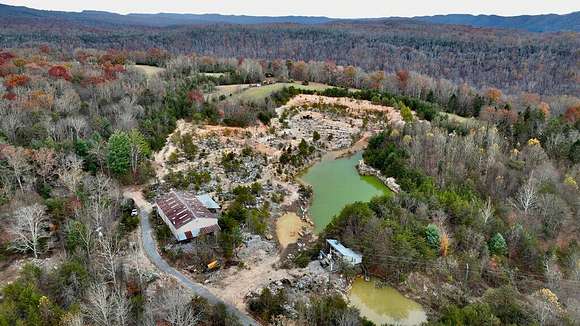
(230, 82, 334, 103)
(201, 72, 225, 77)
(442, 112, 477, 124)
(133, 64, 165, 77)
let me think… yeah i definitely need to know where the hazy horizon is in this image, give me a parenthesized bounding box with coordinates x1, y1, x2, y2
(2, 0, 579, 18)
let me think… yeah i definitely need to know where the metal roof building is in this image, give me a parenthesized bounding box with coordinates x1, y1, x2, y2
(326, 239, 363, 265)
(155, 190, 220, 241)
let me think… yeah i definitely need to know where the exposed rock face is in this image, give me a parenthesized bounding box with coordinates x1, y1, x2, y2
(356, 160, 400, 193)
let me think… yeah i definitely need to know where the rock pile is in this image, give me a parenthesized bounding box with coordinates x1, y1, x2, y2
(356, 160, 400, 193)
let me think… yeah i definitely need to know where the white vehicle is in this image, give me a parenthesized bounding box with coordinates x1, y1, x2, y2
(131, 209, 139, 216)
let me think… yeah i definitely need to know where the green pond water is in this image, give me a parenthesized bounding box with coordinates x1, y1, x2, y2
(349, 278, 427, 326)
(301, 152, 425, 325)
(300, 152, 390, 233)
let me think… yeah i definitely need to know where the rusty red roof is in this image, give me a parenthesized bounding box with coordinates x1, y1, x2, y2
(155, 190, 217, 229)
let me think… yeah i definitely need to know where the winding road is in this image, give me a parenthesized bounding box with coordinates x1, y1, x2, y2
(138, 207, 259, 325)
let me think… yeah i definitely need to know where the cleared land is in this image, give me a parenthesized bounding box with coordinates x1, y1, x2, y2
(287, 94, 405, 128)
(150, 95, 404, 314)
(441, 112, 478, 125)
(201, 72, 225, 77)
(222, 82, 335, 103)
(276, 212, 308, 249)
(209, 84, 252, 100)
(133, 64, 165, 77)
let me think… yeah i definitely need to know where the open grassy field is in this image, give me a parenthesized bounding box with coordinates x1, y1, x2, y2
(208, 84, 252, 100)
(201, 72, 225, 77)
(228, 82, 334, 103)
(442, 112, 479, 125)
(133, 64, 165, 77)
(207, 82, 333, 102)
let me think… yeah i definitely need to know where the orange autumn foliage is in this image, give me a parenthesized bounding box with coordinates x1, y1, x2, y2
(146, 48, 169, 63)
(538, 102, 550, 119)
(485, 87, 503, 104)
(440, 233, 449, 257)
(3, 74, 30, 88)
(564, 105, 580, 123)
(102, 62, 125, 80)
(480, 106, 518, 125)
(369, 70, 385, 90)
(82, 76, 107, 86)
(98, 51, 127, 65)
(24, 90, 53, 110)
(396, 69, 410, 90)
(12, 58, 27, 68)
(0, 51, 15, 66)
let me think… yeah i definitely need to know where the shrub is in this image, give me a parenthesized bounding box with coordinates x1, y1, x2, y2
(313, 130, 321, 141)
(425, 224, 441, 250)
(248, 288, 287, 322)
(120, 213, 140, 234)
(488, 233, 507, 256)
(400, 103, 414, 122)
(434, 303, 500, 325)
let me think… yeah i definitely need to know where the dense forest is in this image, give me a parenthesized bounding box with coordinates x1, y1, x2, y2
(0, 10, 578, 96)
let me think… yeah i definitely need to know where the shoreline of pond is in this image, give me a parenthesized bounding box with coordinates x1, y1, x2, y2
(281, 138, 431, 325)
(277, 133, 372, 230)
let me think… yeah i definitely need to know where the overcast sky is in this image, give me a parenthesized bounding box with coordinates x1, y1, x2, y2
(4, 0, 579, 18)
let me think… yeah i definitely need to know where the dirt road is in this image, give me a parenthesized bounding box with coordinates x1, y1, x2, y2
(123, 188, 259, 326)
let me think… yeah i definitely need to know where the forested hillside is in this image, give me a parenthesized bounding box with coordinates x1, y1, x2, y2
(417, 12, 580, 32)
(0, 5, 578, 96)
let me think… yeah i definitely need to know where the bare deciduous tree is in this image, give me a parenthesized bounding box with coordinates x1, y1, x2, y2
(84, 174, 119, 230)
(337, 309, 364, 326)
(89, 138, 108, 174)
(149, 287, 201, 326)
(55, 87, 81, 114)
(8, 203, 50, 258)
(0, 107, 22, 142)
(511, 177, 538, 217)
(32, 148, 57, 183)
(480, 198, 494, 225)
(544, 254, 563, 291)
(3, 146, 32, 192)
(537, 194, 569, 238)
(58, 154, 84, 194)
(83, 283, 130, 326)
(97, 235, 122, 285)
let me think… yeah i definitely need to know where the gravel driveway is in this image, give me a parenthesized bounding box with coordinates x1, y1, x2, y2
(139, 208, 259, 325)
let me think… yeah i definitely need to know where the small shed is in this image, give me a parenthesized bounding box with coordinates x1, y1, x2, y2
(196, 194, 220, 212)
(326, 239, 363, 265)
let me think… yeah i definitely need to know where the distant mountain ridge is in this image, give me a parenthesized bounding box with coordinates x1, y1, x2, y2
(0, 3, 578, 32)
(0, 4, 334, 26)
(416, 12, 580, 32)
